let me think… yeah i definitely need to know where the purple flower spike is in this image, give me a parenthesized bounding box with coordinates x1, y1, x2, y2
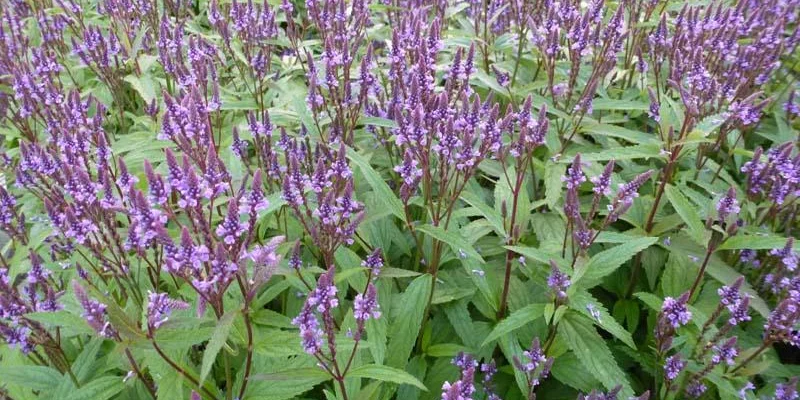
(716, 187, 740, 222)
(147, 292, 189, 330)
(73, 282, 116, 338)
(661, 292, 692, 328)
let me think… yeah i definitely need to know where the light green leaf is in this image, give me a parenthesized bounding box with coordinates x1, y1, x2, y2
(359, 116, 398, 128)
(64, 376, 124, 400)
(460, 190, 505, 235)
(250, 367, 331, 382)
(346, 148, 406, 223)
(417, 224, 484, 263)
(73, 338, 103, 383)
(123, 74, 158, 104)
(0, 366, 62, 391)
(544, 161, 566, 208)
(718, 235, 795, 251)
(347, 364, 428, 391)
(592, 98, 650, 111)
(560, 144, 663, 162)
(559, 313, 633, 398)
(386, 274, 432, 369)
(200, 310, 238, 385)
(664, 184, 706, 244)
(582, 123, 660, 145)
(570, 291, 635, 349)
(575, 236, 658, 288)
(481, 303, 546, 347)
(506, 245, 568, 269)
(24, 311, 95, 336)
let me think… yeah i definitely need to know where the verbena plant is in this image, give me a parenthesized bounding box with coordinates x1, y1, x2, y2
(0, 0, 798, 399)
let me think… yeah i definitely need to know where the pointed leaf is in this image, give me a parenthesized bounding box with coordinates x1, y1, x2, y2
(347, 364, 428, 391)
(664, 184, 705, 244)
(559, 312, 633, 398)
(347, 149, 406, 222)
(200, 310, 238, 385)
(64, 376, 124, 400)
(0, 366, 62, 391)
(570, 291, 635, 349)
(481, 303, 546, 347)
(386, 274, 432, 369)
(575, 236, 658, 288)
(417, 225, 484, 263)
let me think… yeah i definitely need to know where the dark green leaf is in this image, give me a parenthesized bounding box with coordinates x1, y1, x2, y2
(481, 303, 546, 347)
(559, 312, 633, 398)
(575, 236, 658, 288)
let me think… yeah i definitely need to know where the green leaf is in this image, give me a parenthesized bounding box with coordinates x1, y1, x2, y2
(24, 311, 95, 336)
(592, 98, 650, 111)
(561, 144, 663, 162)
(386, 274, 432, 369)
(0, 366, 62, 391)
(460, 190, 505, 235)
(581, 122, 661, 145)
(551, 352, 602, 392)
(575, 236, 658, 288)
(64, 376, 124, 400)
(559, 312, 633, 398)
(570, 291, 635, 349)
(481, 303, 546, 347)
(200, 310, 238, 385)
(73, 338, 103, 383)
(346, 148, 406, 223)
(718, 234, 796, 251)
(250, 367, 331, 382)
(664, 184, 705, 244)
(347, 364, 428, 391)
(417, 224, 484, 263)
(123, 74, 158, 104)
(359, 116, 398, 128)
(544, 161, 566, 208)
(425, 343, 469, 358)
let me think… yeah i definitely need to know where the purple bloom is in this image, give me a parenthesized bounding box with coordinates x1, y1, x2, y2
(0, 324, 33, 354)
(774, 377, 799, 400)
(292, 303, 323, 354)
(563, 154, 586, 189)
(785, 90, 799, 119)
(648, 88, 660, 122)
(686, 382, 708, 398)
(716, 187, 740, 222)
(362, 248, 384, 278)
(215, 199, 248, 245)
(289, 241, 303, 270)
(710, 337, 738, 366)
(764, 296, 800, 347)
(353, 283, 380, 322)
(73, 282, 115, 338)
(442, 353, 477, 400)
(146, 292, 189, 330)
(664, 355, 685, 381)
(307, 269, 338, 314)
(591, 161, 615, 196)
(547, 261, 571, 300)
(661, 292, 692, 328)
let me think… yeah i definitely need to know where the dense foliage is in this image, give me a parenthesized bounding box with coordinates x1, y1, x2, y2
(0, 0, 798, 398)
